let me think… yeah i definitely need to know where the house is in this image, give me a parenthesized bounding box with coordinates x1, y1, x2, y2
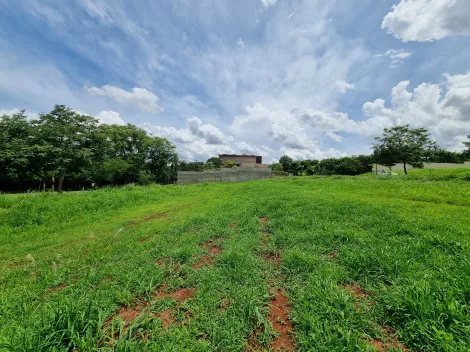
(218, 154, 269, 168)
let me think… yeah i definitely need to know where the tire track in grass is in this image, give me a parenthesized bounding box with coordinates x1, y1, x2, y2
(247, 217, 296, 351)
(102, 235, 225, 343)
(339, 282, 409, 351)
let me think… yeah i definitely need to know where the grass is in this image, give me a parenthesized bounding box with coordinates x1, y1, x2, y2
(1, 172, 470, 351)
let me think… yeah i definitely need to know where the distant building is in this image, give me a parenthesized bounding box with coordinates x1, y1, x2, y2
(218, 154, 269, 168)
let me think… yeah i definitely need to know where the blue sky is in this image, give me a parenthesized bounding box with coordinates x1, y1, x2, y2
(1, 0, 469, 162)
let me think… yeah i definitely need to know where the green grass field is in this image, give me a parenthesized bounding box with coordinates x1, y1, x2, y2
(1, 173, 470, 351)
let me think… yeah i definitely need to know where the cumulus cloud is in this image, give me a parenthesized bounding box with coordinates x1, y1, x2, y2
(187, 117, 229, 145)
(382, 0, 470, 42)
(85, 85, 163, 113)
(374, 49, 412, 68)
(96, 110, 126, 125)
(302, 72, 470, 150)
(326, 130, 343, 142)
(333, 80, 355, 93)
(260, 0, 277, 9)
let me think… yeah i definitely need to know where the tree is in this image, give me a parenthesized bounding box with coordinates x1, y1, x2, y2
(31, 105, 99, 191)
(334, 157, 363, 175)
(224, 160, 238, 168)
(206, 157, 221, 168)
(373, 147, 398, 172)
(464, 135, 470, 158)
(204, 162, 215, 170)
(373, 125, 436, 175)
(270, 163, 284, 172)
(0, 111, 34, 188)
(279, 155, 293, 173)
(145, 136, 178, 184)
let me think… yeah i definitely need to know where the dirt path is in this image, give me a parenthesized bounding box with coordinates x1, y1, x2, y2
(247, 217, 296, 351)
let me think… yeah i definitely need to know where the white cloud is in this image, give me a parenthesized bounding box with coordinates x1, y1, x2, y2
(382, 0, 470, 42)
(96, 110, 126, 125)
(334, 80, 355, 93)
(85, 85, 163, 113)
(187, 117, 230, 145)
(0, 109, 37, 120)
(260, 0, 277, 9)
(302, 72, 470, 150)
(231, 103, 317, 150)
(374, 49, 412, 68)
(326, 130, 343, 142)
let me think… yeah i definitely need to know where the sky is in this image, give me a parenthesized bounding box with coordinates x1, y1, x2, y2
(1, 0, 469, 162)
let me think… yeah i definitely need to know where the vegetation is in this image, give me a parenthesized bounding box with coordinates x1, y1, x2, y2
(2, 173, 470, 351)
(373, 125, 436, 175)
(0, 106, 178, 192)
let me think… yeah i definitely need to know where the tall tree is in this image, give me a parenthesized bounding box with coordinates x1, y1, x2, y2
(279, 155, 294, 173)
(464, 135, 470, 157)
(0, 111, 33, 188)
(373, 125, 436, 175)
(31, 105, 99, 191)
(206, 157, 221, 168)
(145, 136, 178, 184)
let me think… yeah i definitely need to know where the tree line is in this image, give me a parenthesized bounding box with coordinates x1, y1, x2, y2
(2, 106, 469, 193)
(1, 105, 178, 192)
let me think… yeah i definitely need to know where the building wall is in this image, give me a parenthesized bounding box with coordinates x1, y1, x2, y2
(240, 163, 270, 168)
(220, 155, 257, 165)
(376, 162, 470, 171)
(177, 168, 272, 184)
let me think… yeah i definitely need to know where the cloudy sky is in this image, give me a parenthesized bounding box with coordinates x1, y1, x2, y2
(1, 0, 469, 162)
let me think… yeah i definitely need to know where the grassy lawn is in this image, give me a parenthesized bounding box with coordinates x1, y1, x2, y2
(1, 174, 470, 351)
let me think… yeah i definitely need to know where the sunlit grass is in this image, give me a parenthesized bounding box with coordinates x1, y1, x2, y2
(1, 175, 469, 351)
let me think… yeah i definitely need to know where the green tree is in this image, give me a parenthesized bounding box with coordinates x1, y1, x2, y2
(373, 125, 436, 175)
(270, 163, 284, 172)
(0, 111, 34, 188)
(145, 136, 178, 184)
(224, 160, 238, 168)
(204, 162, 215, 170)
(31, 105, 99, 191)
(206, 157, 221, 168)
(279, 155, 294, 173)
(463, 135, 470, 158)
(373, 147, 398, 172)
(97, 124, 149, 184)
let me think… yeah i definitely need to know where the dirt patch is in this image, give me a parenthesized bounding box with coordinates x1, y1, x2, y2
(207, 246, 222, 255)
(264, 252, 282, 265)
(229, 223, 237, 228)
(143, 212, 166, 221)
(155, 259, 181, 272)
(368, 327, 409, 351)
(155, 308, 173, 329)
(268, 289, 295, 351)
(117, 303, 149, 324)
(327, 252, 338, 260)
(139, 236, 151, 244)
(170, 287, 197, 302)
(340, 283, 369, 299)
(46, 282, 68, 294)
(259, 217, 269, 232)
(245, 327, 264, 351)
(192, 256, 215, 269)
(192, 239, 223, 269)
(219, 299, 232, 310)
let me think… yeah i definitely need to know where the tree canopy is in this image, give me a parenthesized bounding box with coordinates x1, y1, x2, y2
(0, 105, 178, 192)
(373, 125, 436, 175)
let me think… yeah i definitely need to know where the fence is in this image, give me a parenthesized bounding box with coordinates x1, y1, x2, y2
(177, 168, 272, 185)
(376, 162, 470, 171)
